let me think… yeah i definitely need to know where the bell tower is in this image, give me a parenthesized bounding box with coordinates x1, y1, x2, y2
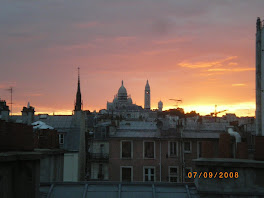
(144, 80, 150, 110)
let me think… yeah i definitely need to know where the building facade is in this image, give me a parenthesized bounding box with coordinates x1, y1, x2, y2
(144, 80, 151, 110)
(108, 129, 220, 183)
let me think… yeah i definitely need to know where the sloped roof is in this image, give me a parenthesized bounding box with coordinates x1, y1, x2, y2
(118, 121, 157, 130)
(32, 121, 54, 130)
(35, 115, 73, 131)
(113, 131, 160, 138)
(182, 131, 220, 139)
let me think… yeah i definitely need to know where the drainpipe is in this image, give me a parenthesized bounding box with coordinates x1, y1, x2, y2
(227, 128, 241, 143)
(227, 127, 241, 158)
(180, 121, 184, 183)
(159, 138, 162, 182)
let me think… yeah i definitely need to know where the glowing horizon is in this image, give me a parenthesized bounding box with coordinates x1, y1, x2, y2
(0, 1, 262, 118)
(10, 101, 256, 118)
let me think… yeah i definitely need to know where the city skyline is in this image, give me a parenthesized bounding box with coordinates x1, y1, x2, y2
(1, 0, 263, 116)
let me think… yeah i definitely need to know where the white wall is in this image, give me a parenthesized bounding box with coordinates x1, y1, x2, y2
(63, 153, 79, 181)
(40, 154, 64, 182)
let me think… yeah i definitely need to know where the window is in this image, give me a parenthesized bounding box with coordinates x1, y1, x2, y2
(100, 144, 105, 154)
(121, 167, 132, 182)
(99, 164, 103, 174)
(197, 142, 202, 158)
(144, 141, 155, 159)
(121, 141, 132, 158)
(98, 164, 103, 179)
(169, 167, 178, 183)
(169, 141, 177, 157)
(184, 141, 191, 153)
(59, 134, 64, 144)
(184, 167, 192, 179)
(144, 167, 155, 182)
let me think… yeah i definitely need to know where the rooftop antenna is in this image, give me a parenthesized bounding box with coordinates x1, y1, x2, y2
(5, 87, 14, 116)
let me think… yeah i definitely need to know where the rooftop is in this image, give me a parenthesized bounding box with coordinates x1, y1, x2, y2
(40, 182, 199, 198)
(118, 121, 157, 130)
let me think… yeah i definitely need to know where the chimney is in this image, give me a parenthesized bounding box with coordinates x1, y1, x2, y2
(0, 99, 10, 121)
(22, 102, 35, 125)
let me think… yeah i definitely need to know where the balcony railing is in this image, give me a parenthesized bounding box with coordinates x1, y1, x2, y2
(87, 153, 109, 161)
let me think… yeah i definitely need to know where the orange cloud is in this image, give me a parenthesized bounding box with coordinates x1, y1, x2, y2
(228, 62, 238, 66)
(178, 56, 237, 69)
(208, 68, 254, 72)
(232, 84, 246, 87)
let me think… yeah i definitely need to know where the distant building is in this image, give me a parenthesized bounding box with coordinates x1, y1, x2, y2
(107, 80, 143, 112)
(144, 80, 151, 110)
(106, 80, 155, 120)
(158, 100, 163, 112)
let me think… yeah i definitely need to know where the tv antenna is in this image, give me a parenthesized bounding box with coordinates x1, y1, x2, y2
(5, 87, 14, 116)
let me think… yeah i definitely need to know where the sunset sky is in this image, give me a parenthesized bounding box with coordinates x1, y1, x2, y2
(0, 0, 263, 117)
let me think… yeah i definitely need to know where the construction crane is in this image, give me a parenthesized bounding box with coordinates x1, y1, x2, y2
(169, 99, 183, 108)
(210, 105, 227, 121)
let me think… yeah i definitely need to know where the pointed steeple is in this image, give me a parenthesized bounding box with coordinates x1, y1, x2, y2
(75, 67, 82, 111)
(145, 80, 150, 90)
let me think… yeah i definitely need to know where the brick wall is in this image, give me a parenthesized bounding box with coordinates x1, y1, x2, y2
(108, 138, 218, 182)
(255, 136, 264, 161)
(236, 142, 248, 159)
(34, 129, 59, 149)
(218, 133, 233, 158)
(201, 141, 214, 158)
(0, 120, 34, 151)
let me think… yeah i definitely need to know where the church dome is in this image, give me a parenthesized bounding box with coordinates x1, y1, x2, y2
(118, 80, 128, 100)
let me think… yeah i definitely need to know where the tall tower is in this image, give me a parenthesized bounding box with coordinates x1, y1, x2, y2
(256, 17, 264, 136)
(144, 80, 151, 110)
(75, 67, 82, 111)
(158, 100, 163, 112)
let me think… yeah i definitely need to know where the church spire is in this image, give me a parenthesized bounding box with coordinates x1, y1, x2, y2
(75, 67, 82, 111)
